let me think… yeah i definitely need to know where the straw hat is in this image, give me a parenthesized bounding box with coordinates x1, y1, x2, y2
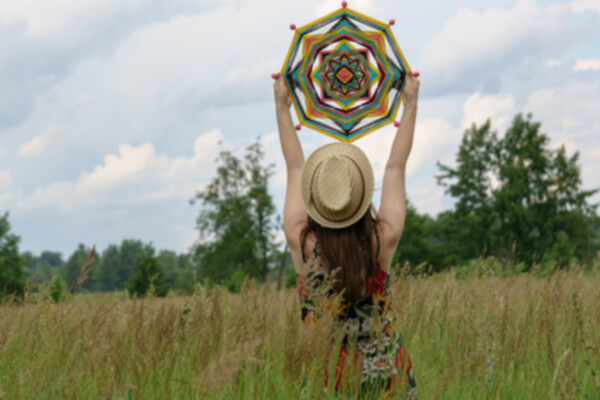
(301, 142, 374, 229)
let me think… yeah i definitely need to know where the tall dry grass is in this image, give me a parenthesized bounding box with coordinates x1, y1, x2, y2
(0, 267, 599, 399)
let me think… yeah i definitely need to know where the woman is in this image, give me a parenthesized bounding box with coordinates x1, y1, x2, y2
(274, 72, 419, 398)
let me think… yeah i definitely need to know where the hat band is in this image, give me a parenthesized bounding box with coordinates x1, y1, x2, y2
(309, 155, 366, 225)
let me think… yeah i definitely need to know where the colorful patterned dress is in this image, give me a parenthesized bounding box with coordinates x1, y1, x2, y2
(297, 243, 417, 398)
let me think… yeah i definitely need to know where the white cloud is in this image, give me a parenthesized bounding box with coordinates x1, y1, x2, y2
(525, 80, 600, 143)
(355, 124, 395, 183)
(462, 92, 514, 132)
(418, 2, 589, 94)
(571, 0, 600, 13)
(574, 58, 600, 72)
(546, 60, 561, 67)
(409, 118, 461, 177)
(525, 79, 600, 203)
(223, 58, 280, 85)
(2, 1, 316, 165)
(16, 129, 224, 212)
(581, 146, 600, 193)
(0, 189, 21, 208)
(258, 131, 288, 189)
(0, 0, 109, 36)
(0, 170, 11, 189)
(590, 146, 600, 159)
(164, 129, 223, 179)
(18, 134, 49, 156)
(19, 181, 76, 212)
(17, 125, 59, 156)
(313, 0, 378, 18)
(180, 225, 199, 251)
(413, 188, 445, 216)
(78, 143, 155, 192)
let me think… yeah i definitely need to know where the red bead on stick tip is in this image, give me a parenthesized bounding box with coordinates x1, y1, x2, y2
(388, 19, 395, 26)
(341, 1, 348, 8)
(295, 124, 302, 131)
(393, 121, 400, 127)
(412, 71, 420, 78)
(290, 23, 296, 30)
(271, 73, 280, 80)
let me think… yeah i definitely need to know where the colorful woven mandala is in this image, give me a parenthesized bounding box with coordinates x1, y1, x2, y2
(281, 5, 411, 142)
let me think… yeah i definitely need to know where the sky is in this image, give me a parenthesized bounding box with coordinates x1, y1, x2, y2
(0, 0, 599, 257)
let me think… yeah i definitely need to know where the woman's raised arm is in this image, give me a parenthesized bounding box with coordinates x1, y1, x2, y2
(378, 73, 420, 248)
(274, 76, 307, 259)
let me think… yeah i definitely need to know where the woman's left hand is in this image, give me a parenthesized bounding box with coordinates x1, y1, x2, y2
(274, 75, 293, 109)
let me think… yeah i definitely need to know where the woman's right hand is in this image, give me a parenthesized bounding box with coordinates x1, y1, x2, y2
(274, 75, 293, 109)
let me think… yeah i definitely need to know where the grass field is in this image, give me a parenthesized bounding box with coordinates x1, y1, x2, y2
(1, 266, 599, 399)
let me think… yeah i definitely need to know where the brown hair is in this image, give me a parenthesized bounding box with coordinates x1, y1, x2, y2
(301, 205, 379, 305)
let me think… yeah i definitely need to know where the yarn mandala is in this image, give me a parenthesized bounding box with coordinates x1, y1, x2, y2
(281, 6, 411, 142)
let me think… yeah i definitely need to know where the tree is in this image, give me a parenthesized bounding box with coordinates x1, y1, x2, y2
(436, 120, 499, 265)
(493, 115, 597, 265)
(174, 256, 197, 295)
(62, 244, 98, 291)
(126, 245, 169, 298)
(22, 250, 64, 282)
(157, 250, 180, 286)
(436, 114, 598, 268)
(192, 140, 279, 286)
(97, 239, 145, 291)
(47, 275, 67, 303)
(392, 201, 437, 271)
(245, 142, 279, 283)
(40, 251, 64, 282)
(39, 251, 63, 269)
(0, 212, 26, 299)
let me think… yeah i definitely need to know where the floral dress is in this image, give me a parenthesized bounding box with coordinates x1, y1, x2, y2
(297, 244, 417, 398)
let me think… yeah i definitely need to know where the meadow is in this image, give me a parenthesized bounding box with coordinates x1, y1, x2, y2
(1, 264, 599, 399)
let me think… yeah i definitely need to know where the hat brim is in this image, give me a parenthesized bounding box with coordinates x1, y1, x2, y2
(301, 142, 374, 229)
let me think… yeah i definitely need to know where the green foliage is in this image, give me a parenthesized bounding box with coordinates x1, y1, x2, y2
(62, 244, 98, 292)
(174, 257, 197, 295)
(227, 269, 249, 293)
(157, 249, 180, 287)
(428, 113, 598, 271)
(393, 201, 436, 271)
(0, 212, 26, 299)
(284, 270, 297, 289)
(47, 275, 66, 303)
(22, 251, 64, 283)
(22, 241, 194, 295)
(492, 115, 596, 266)
(192, 140, 279, 287)
(97, 239, 145, 291)
(436, 120, 499, 266)
(452, 257, 528, 278)
(126, 245, 169, 298)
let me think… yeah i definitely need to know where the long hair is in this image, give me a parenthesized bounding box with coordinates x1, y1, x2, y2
(301, 205, 378, 305)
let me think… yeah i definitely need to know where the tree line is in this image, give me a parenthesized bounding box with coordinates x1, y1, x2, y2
(1, 113, 599, 300)
(19, 241, 195, 296)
